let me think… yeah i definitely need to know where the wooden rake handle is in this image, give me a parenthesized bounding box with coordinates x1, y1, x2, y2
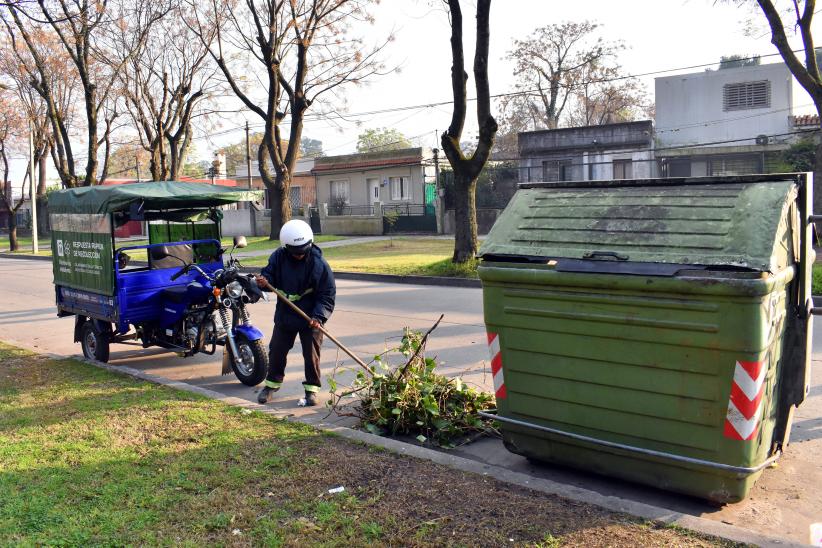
(258, 278, 374, 376)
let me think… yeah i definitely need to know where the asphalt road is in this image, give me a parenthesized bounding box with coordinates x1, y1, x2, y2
(1, 256, 820, 544)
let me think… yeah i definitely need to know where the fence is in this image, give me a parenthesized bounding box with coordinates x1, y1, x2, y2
(382, 203, 433, 216)
(327, 204, 375, 216)
(440, 163, 520, 211)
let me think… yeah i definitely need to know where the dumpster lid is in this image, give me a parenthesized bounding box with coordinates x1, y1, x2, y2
(478, 176, 799, 272)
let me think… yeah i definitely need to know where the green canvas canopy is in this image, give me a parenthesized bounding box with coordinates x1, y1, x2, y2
(48, 181, 263, 214)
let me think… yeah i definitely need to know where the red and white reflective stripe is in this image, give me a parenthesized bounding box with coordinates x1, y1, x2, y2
(487, 332, 507, 399)
(724, 360, 767, 441)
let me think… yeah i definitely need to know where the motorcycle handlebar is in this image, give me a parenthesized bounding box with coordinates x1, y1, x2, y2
(170, 266, 187, 281)
(170, 263, 209, 282)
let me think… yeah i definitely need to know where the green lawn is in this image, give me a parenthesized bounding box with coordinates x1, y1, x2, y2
(0, 343, 731, 547)
(814, 264, 822, 295)
(245, 237, 479, 278)
(233, 234, 344, 253)
(0, 234, 344, 261)
(0, 236, 52, 254)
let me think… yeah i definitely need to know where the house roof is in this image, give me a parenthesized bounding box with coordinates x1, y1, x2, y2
(312, 147, 426, 173)
(792, 114, 819, 127)
(103, 177, 239, 187)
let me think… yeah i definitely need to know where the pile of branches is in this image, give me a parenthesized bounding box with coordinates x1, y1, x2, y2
(328, 315, 496, 448)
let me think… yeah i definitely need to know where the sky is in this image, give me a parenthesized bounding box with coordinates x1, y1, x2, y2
(196, 0, 821, 162)
(7, 0, 822, 185)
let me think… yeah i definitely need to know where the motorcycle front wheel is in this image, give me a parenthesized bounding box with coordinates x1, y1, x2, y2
(231, 332, 268, 386)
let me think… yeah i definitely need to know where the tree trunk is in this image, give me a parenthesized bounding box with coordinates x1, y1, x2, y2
(452, 173, 478, 262)
(269, 185, 285, 240)
(150, 145, 163, 181)
(36, 152, 48, 235)
(814, 132, 822, 219)
(8, 214, 18, 252)
(36, 196, 48, 236)
(277, 170, 292, 231)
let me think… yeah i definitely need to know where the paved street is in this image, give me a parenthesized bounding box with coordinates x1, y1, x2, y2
(1, 256, 820, 544)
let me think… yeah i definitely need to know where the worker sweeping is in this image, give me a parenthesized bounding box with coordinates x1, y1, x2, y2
(255, 219, 336, 406)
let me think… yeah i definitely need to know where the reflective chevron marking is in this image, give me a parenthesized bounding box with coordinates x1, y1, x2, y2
(486, 332, 506, 399)
(724, 360, 766, 441)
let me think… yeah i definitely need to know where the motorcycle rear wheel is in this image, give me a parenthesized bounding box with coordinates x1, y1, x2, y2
(81, 321, 110, 363)
(231, 333, 268, 386)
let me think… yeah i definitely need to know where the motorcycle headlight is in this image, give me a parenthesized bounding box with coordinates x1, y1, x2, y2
(226, 281, 243, 299)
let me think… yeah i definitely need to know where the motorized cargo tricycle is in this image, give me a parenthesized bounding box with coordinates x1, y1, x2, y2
(49, 181, 270, 385)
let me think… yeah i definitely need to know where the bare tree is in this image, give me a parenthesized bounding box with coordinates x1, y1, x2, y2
(0, 89, 29, 250)
(507, 21, 624, 130)
(1, 0, 169, 187)
(440, 0, 498, 263)
(0, 27, 65, 234)
(188, 0, 388, 237)
(565, 63, 651, 127)
(738, 0, 822, 214)
(114, 2, 219, 181)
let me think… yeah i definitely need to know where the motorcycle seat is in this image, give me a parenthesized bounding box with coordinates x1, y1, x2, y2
(160, 286, 189, 304)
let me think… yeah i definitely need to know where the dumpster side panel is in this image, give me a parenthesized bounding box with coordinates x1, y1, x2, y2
(481, 267, 791, 502)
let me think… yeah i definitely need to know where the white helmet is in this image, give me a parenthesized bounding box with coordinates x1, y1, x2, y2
(280, 219, 314, 255)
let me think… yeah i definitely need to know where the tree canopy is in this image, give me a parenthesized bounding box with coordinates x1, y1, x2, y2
(356, 127, 412, 152)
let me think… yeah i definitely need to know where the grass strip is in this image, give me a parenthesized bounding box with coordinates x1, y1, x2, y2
(0, 343, 737, 546)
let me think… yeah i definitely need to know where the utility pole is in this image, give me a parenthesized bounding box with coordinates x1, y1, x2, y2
(245, 121, 253, 190)
(29, 124, 38, 254)
(245, 120, 257, 235)
(136, 157, 141, 182)
(433, 142, 444, 235)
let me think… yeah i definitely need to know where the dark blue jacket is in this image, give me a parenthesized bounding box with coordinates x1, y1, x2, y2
(259, 245, 336, 331)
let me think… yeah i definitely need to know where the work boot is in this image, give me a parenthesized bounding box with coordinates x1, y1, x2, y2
(302, 391, 318, 407)
(257, 385, 279, 404)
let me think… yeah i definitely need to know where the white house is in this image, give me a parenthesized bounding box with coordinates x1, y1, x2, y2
(654, 62, 814, 176)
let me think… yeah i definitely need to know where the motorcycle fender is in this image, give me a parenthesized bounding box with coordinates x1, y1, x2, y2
(233, 324, 264, 342)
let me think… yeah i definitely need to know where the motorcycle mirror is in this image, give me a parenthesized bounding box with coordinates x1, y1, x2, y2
(150, 245, 171, 261)
(233, 236, 248, 249)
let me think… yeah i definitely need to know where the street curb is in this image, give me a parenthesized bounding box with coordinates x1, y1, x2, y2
(17, 343, 801, 548)
(235, 265, 481, 288)
(330, 271, 481, 288)
(0, 253, 482, 289)
(0, 252, 52, 262)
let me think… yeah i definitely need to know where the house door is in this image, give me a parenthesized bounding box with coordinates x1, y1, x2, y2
(368, 178, 380, 205)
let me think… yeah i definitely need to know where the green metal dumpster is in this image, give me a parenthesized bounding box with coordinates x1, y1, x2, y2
(478, 174, 814, 503)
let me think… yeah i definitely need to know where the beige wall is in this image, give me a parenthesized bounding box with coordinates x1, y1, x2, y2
(315, 164, 428, 208)
(320, 215, 383, 236)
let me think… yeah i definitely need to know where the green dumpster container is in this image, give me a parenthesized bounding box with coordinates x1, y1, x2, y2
(478, 174, 814, 503)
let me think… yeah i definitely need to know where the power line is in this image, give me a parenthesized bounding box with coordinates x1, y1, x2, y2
(183, 49, 812, 151)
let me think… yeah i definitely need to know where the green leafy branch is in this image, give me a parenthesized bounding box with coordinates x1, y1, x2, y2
(326, 315, 497, 448)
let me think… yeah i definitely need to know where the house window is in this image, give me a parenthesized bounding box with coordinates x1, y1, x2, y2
(723, 81, 770, 111)
(330, 180, 349, 204)
(390, 176, 411, 200)
(708, 155, 761, 176)
(287, 187, 303, 214)
(612, 159, 633, 180)
(542, 160, 572, 182)
(667, 159, 691, 177)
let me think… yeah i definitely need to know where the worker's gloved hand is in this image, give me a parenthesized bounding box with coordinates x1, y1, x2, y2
(308, 318, 321, 329)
